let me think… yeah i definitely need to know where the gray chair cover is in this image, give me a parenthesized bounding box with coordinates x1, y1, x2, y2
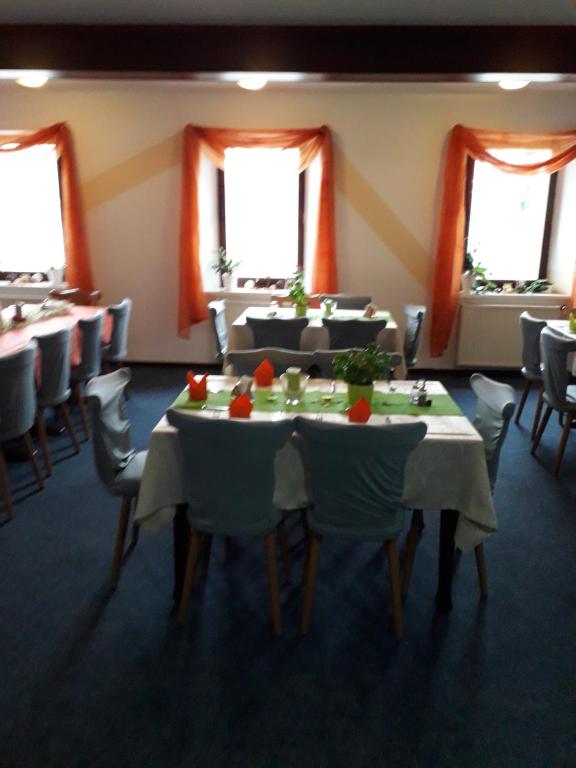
(226, 348, 315, 377)
(322, 318, 388, 350)
(318, 294, 372, 311)
(470, 373, 516, 490)
(85, 368, 146, 498)
(0, 340, 38, 443)
(313, 349, 361, 379)
(36, 327, 72, 409)
(519, 311, 546, 381)
(403, 305, 426, 369)
(166, 410, 293, 537)
(103, 298, 132, 363)
(72, 313, 104, 381)
(294, 417, 427, 541)
(540, 326, 576, 412)
(246, 317, 308, 350)
(208, 300, 228, 360)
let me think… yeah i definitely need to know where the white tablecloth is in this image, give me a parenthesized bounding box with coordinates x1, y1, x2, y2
(134, 380, 495, 552)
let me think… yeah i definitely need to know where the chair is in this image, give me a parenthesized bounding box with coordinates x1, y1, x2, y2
(246, 317, 308, 351)
(166, 410, 294, 633)
(85, 369, 147, 588)
(387, 304, 426, 379)
(322, 318, 388, 349)
(49, 288, 102, 306)
(102, 298, 132, 369)
(0, 341, 44, 520)
(294, 417, 427, 639)
(515, 312, 547, 437)
(402, 373, 515, 597)
(35, 327, 80, 477)
(313, 349, 360, 379)
(71, 313, 104, 439)
(208, 300, 228, 362)
(319, 294, 372, 311)
(226, 348, 315, 377)
(532, 327, 576, 477)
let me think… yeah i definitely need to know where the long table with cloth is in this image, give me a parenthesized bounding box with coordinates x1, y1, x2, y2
(134, 377, 495, 613)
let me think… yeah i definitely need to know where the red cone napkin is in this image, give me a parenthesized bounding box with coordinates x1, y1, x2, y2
(254, 359, 274, 387)
(229, 393, 253, 419)
(187, 372, 207, 401)
(348, 397, 371, 423)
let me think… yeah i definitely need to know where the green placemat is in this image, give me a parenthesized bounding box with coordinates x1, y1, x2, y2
(171, 389, 462, 417)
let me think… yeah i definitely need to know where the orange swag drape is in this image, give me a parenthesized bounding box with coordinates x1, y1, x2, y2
(430, 124, 576, 357)
(0, 122, 93, 291)
(178, 124, 337, 338)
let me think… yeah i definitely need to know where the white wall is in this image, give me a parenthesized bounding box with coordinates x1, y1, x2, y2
(1, 80, 575, 366)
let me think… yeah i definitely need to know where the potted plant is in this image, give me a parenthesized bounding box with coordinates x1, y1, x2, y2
(287, 270, 308, 317)
(211, 246, 240, 290)
(332, 344, 391, 406)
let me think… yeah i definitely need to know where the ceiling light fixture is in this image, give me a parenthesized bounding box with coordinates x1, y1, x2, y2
(237, 76, 268, 91)
(16, 72, 50, 89)
(498, 79, 530, 91)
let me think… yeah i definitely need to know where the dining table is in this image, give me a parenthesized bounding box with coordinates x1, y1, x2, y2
(134, 376, 495, 614)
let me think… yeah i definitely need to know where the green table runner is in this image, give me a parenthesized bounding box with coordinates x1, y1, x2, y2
(172, 389, 462, 417)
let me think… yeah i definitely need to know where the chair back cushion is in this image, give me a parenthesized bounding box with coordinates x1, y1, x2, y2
(106, 298, 132, 361)
(226, 348, 315, 377)
(294, 417, 427, 541)
(403, 305, 426, 368)
(470, 373, 516, 490)
(540, 327, 576, 412)
(208, 300, 228, 359)
(246, 317, 308, 350)
(519, 311, 547, 376)
(318, 294, 372, 311)
(322, 318, 388, 350)
(37, 327, 72, 408)
(75, 313, 104, 380)
(0, 340, 37, 442)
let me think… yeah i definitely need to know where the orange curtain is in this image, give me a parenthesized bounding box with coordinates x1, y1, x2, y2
(430, 124, 576, 357)
(178, 124, 337, 338)
(0, 122, 93, 291)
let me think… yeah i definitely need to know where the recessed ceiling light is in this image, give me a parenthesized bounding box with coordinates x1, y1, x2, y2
(237, 76, 268, 91)
(498, 79, 530, 91)
(16, 72, 49, 89)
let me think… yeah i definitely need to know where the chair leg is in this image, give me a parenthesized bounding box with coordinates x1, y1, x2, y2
(110, 497, 131, 589)
(277, 519, 292, 581)
(58, 402, 80, 454)
(402, 509, 424, 595)
(515, 380, 532, 425)
(553, 413, 574, 478)
(177, 530, 202, 623)
(131, 521, 140, 547)
(22, 432, 44, 490)
(385, 539, 403, 640)
(36, 409, 52, 477)
(74, 382, 90, 440)
(531, 406, 553, 454)
(531, 390, 544, 441)
(265, 532, 283, 636)
(474, 544, 488, 596)
(300, 532, 321, 635)
(0, 446, 14, 521)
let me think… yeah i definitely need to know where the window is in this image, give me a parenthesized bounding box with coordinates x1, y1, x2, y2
(0, 143, 65, 278)
(465, 148, 556, 283)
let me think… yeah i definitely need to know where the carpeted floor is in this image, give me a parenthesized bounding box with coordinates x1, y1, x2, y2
(1, 365, 575, 768)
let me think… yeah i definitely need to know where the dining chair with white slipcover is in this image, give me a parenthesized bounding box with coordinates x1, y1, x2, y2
(322, 318, 388, 350)
(515, 312, 547, 438)
(208, 300, 228, 362)
(102, 298, 132, 370)
(71, 313, 104, 439)
(318, 294, 372, 310)
(246, 316, 308, 351)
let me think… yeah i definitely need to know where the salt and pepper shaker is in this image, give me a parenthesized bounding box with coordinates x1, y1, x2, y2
(410, 379, 430, 407)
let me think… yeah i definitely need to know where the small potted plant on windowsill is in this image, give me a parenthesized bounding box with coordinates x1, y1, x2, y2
(287, 270, 308, 317)
(333, 344, 391, 406)
(211, 246, 240, 290)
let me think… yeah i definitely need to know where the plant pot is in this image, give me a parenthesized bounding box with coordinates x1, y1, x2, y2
(461, 271, 472, 295)
(295, 303, 308, 318)
(347, 383, 374, 406)
(221, 273, 235, 290)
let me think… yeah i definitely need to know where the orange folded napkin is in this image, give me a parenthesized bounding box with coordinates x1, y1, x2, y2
(254, 359, 274, 387)
(348, 397, 371, 423)
(187, 372, 207, 401)
(229, 393, 253, 419)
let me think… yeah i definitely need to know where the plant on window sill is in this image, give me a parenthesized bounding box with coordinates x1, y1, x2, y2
(211, 246, 240, 289)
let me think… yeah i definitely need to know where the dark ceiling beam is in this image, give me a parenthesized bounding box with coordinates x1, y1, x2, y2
(0, 25, 575, 80)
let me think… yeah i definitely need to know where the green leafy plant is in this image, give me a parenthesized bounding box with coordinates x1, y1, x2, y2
(332, 344, 391, 386)
(211, 246, 240, 276)
(286, 270, 307, 306)
(517, 279, 551, 294)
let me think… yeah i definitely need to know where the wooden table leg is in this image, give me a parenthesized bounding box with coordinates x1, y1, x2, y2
(435, 509, 459, 613)
(173, 503, 189, 602)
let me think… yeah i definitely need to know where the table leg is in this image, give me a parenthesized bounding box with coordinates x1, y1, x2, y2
(173, 503, 189, 602)
(435, 509, 458, 613)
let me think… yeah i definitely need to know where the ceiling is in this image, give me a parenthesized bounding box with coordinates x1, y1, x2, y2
(0, 0, 575, 26)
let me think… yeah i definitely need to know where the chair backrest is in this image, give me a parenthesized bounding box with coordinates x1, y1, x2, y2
(319, 294, 372, 311)
(246, 317, 308, 350)
(0, 340, 38, 442)
(540, 326, 576, 411)
(322, 318, 388, 350)
(294, 417, 427, 540)
(226, 348, 315, 377)
(36, 327, 72, 408)
(166, 410, 294, 536)
(208, 300, 228, 360)
(470, 373, 516, 490)
(519, 311, 547, 376)
(75, 313, 104, 380)
(105, 298, 132, 361)
(49, 288, 102, 306)
(403, 305, 426, 369)
(85, 368, 134, 492)
(313, 349, 361, 379)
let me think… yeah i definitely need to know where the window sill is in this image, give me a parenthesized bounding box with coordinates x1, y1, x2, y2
(460, 291, 570, 307)
(0, 281, 65, 303)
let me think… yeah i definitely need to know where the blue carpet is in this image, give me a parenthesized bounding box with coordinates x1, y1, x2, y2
(1, 366, 575, 768)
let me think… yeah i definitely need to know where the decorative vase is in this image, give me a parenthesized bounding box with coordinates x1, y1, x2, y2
(461, 271, 472, 295)
(295, 302, 308, 318)
(222, 273, 232, 290)
(347, 383, 374, 406)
